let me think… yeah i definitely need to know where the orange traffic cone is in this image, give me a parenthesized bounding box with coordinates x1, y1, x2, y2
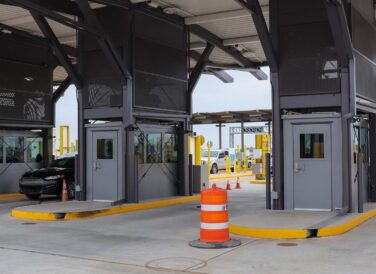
(226, 181, 232, 190)
(62, 176, 69, 202)
(235, 177, 241, 189)
(189, 184, 241, 248)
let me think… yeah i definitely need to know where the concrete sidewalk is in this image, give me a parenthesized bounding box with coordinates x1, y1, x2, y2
(10, 180, 376, 239)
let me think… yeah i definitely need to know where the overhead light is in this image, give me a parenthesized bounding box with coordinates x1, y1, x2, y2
(24, 77, 34, 82)
(1, 29, 12, 34)
(242, 51, 257, 58)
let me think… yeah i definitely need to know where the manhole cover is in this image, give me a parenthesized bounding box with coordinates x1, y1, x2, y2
(146, 257, 206, 271)
(277, 242, 298, 247)
(21, 222, 36, 225)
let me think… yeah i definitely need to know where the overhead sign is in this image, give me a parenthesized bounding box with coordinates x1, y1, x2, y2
(230, 126, 268, 134)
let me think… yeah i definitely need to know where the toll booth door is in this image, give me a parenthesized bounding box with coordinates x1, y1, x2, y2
(292, 124, 332, 210)
(90, 130, 119, 201)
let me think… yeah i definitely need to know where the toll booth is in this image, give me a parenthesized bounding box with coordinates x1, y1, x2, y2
(77, 7, 189, 202)
(267, 0, 376, 212)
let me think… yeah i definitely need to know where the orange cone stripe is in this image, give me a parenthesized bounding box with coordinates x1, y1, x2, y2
(200, 228, 230, 242)
(201, 195, 227, 204)
(201, 211, 228, 223)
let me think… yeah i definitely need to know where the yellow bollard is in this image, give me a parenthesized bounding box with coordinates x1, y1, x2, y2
(225, 155, 231, 174)
(207, 142, 211, 175)
(243, 145, 248, 173)
(194, 136, 204, 166)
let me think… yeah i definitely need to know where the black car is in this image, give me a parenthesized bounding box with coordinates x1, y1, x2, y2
(19, 157, 75, 200)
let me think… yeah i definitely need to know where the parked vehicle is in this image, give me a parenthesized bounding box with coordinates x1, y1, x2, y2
(202, 149, 233, 174)
(19, 157, 75, 200)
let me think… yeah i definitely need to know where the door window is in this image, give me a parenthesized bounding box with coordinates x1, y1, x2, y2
(26, 137, 43, 162)
(5, 136, 24, 163)
(300, 133, 324, 159)
(146, 133, 162, 163)
(97, 139, 113, 159)
(164, 133, 177, 163)
(134, 133, 145, 164)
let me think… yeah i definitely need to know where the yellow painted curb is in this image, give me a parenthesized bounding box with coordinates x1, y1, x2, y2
(0, 193, 24, 199)
(210, 173, 253, 180)
(11, 195, 200, 221)
(229, 224, 308, 239)
(317, 208, 376, 237)
(11, 210, 58, 221)
(230, 208, 376, 239)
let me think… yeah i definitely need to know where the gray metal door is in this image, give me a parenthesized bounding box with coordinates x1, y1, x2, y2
(92, 131, 118, 200)
(293, 124, 332, 210)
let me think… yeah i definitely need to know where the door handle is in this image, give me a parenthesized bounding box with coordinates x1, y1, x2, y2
(94, 161, 101, 170)
(294, 163, 305, 173)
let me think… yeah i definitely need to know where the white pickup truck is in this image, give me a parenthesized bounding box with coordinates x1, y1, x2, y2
(201, 149, 233, 174)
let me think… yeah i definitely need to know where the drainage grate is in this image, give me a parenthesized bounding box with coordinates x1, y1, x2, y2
(277, 242, 298, 247)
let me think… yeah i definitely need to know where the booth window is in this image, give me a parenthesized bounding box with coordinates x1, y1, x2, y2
(300, 134, 324, 159)
(0, 137, 3, 163)
(146, 133, 162, 163)
(97, 139, 113, 159)
(134, 133, 145, 164)
(5, 136, 24, 163)
(26, 137, 43, 163)
(164, 133, 177, 163)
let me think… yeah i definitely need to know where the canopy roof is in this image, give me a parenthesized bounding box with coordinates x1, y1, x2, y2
(0, 0, 268, 83)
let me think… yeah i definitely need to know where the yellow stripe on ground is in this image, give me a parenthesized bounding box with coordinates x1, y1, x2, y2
(317, 208, 376, 237)
(210, 173, 253, 180)
(229, 224, 308, 239)
(11, 195, 200, 221)
(0, 193, 24, 199)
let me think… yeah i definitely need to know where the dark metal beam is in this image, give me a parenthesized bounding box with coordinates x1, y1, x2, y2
(53, 77, 72, 104)
(89, 0, 131, 9)
(32, 13, 81, 88)
(235, 0, 278, 72)
(189, 43, 214, 94)
(325, 0, 353, 67)
(189, 24, 267, 80)
(75, 0, 131, 80)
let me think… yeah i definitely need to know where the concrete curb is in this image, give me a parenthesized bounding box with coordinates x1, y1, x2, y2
(11, 195, 200, 221)
(229, 208, 376, 239)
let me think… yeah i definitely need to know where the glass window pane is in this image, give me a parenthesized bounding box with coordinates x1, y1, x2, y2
(26, 137, 43, 163)
(5, 136, 24, 163)
(164, 133, 177, 163)
(134, 133, 144, 164)
(0, 137, 3, 163)
(146, 133, 162, 163)
(300, 134, 324, 159)
(97, 139, 113, 159)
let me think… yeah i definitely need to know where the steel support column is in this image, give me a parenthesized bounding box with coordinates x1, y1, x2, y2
(235, 0, 278, 72)
(240, 121, 245, 152)
(369, 114, 376, 202)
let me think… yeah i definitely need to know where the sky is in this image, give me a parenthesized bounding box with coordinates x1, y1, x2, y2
(55, 67, 271, 149)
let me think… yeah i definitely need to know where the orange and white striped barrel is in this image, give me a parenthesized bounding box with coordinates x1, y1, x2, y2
(200, 184, 229, 243)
